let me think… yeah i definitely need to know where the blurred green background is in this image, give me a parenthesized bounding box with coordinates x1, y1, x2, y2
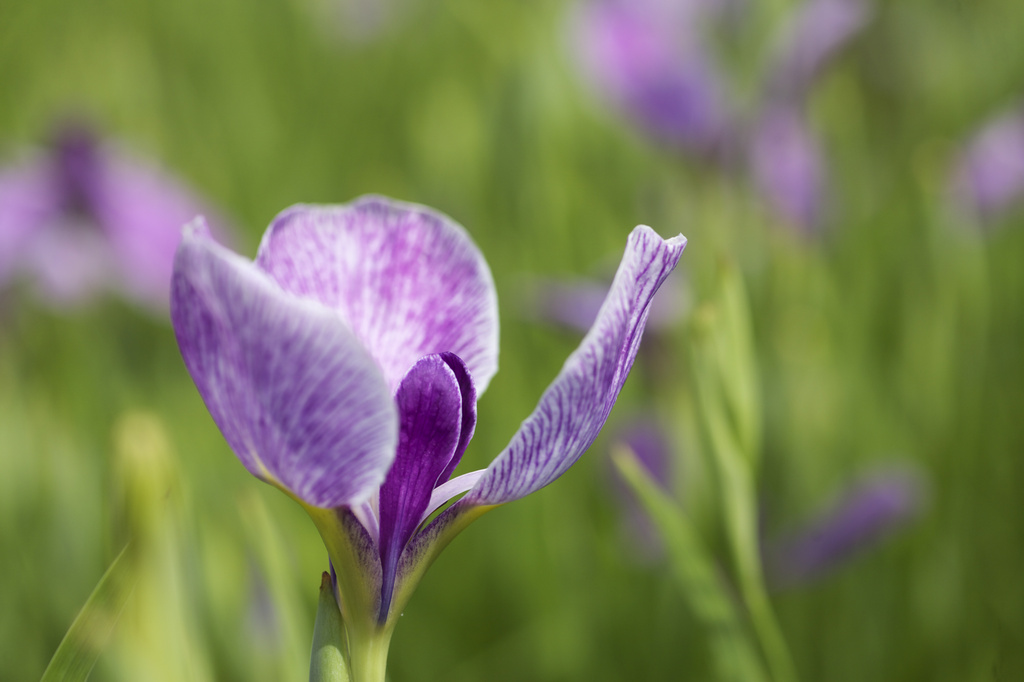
(1, 0, 1023, 679)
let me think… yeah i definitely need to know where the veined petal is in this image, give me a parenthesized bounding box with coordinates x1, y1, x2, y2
(467, 225, 687, 505)
(171, 219, 398, 508)
(377, 354, 465, 622)
(254, 196, 499, 393)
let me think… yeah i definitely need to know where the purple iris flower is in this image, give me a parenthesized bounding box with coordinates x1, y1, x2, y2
(572, 0, 734, 159)
(0, 123, 226, 309)
(749, 105, 827, 232)
(750, 0, 868, 232)
(170, 196, 686, 667)
(951, 104, 1024, 222)
(766, 467, 924, 586)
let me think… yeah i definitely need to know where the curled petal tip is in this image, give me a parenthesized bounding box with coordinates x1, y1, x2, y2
(182, 215, 210, 235)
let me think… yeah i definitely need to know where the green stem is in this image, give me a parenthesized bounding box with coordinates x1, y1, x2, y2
(724, 467, 797, 682)
(345, 626, 393, 682)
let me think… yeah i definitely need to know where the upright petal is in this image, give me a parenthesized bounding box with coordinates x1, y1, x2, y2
(254, 197, 499, 393)
(467, 226, 686, 505)
(377, 354, 465, 622)
(171, 219, 398, 508)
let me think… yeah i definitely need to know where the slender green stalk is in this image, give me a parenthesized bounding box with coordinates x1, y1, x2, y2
(614, 448, 769, 682)
(344, 626, 393, 682)
(40, 544, 136, 682)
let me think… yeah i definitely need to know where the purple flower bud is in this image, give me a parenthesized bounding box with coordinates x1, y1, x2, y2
(767, 467, 925, 585)
(572, 0, 734, 159)
(749, 106, 827, 232)
(951, 105, 1024, 221)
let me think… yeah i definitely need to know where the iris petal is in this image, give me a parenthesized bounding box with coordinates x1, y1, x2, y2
(171, 219, 398, 508)
(254, 196, 499, 393)
(467, 225, 686, 505)
(377, 354, 465, 622)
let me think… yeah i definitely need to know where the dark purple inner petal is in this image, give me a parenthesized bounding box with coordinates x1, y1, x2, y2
(437, 352, 477, 484)
(376, 354, 465, 623)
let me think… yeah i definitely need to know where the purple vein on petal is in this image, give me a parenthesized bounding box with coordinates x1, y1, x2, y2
(377, 354, 465, 623)
(254, 196, 499, 394)
(467, 225, 687, 506)
(170, 219, 398, 508)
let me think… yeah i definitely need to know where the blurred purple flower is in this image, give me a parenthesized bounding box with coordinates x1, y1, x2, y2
(572, 0, 734, 159)
(171, 195, 686, 641)
(766, 467, 924, 586)
(951, 105, 1024, 221)
(765, 0, 869, 102)
(749, 0, 868, 232)
(0, 123, 227, 309)
(610, 419, 675, 561)
(749, 106, 827, 232)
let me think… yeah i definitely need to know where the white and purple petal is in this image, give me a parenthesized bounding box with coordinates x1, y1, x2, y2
(171, 219, 398, 508)
(467, 225, 686, 505)
(254, 197, 499, 393)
